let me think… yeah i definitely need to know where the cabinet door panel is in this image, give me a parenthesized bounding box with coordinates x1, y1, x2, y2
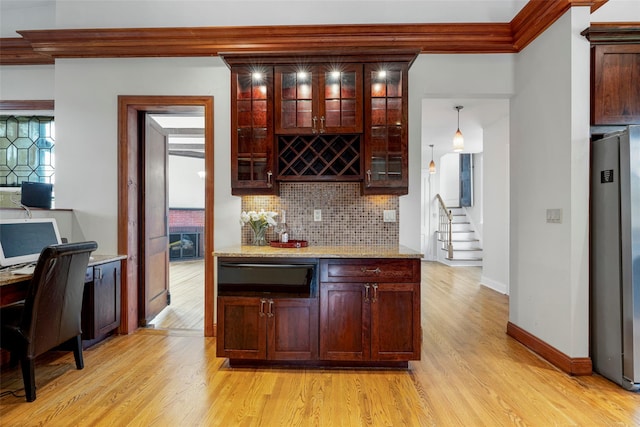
(268, 298, 318, 360)
(231, 66, 276, 195)
(94, 262, 122, 336)
(370, 283, 421, 361)
(363, 63, 408, 195)
(217, 297, 267, 359)
(320, 282, 369, 361)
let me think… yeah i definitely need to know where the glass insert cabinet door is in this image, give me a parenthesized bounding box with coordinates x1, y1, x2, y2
(275, 64, 362, 135)
(363, 63, 409, 195)
(231, 67, 276, 194)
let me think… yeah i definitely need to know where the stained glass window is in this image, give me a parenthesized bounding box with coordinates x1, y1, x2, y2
(0, 116, 55, 187)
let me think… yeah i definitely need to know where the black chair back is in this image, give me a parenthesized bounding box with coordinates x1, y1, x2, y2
(21, 241, 98, 359)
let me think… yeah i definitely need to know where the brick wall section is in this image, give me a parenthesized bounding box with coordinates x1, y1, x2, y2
(169, 208, 204, 228)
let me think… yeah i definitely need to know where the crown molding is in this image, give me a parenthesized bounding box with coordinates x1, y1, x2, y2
(0, 0, 610, 66)
(581, 22, 640, 44)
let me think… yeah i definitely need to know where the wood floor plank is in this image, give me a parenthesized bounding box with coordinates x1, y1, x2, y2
(1, 261, 639, 426)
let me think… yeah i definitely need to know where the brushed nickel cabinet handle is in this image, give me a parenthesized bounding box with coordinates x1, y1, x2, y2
(366, 170, 372, 187)
(360, 267, 381, 275)
(371, 283, 378, 303)
(259, 299, 266, 317)
(364, 283, 370, 303)
(312, 116, 318, 134)
(266, 171, 273, 188)
(267, 299, 274, 317)
(320, 116, 325, 133)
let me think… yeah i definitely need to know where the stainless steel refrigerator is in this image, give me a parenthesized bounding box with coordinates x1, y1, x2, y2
(590, 125, 640, 391)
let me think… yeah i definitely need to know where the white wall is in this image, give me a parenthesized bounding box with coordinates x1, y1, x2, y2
(168, 156, 205, 209)
(53, 57, 240, 255)
(510, 8, 591, 357)
(0, 65, 55, 101)
(481, 113, 510, 294)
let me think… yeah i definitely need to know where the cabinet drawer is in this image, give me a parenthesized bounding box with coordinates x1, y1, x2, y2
(320, 258, 419, 283)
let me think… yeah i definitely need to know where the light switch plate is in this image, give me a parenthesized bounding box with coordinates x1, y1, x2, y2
(314, 209, 322, 222)
(546, 208, 562, 224)
(383, 209, 396, 222)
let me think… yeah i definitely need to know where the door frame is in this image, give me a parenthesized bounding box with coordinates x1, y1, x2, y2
(118, 95, 215, 336)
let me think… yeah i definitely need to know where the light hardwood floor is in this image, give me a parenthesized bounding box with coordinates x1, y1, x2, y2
(1, 262, 639, 426)
(148, 259, 205, 330)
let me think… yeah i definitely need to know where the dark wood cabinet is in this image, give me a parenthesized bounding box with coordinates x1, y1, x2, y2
(582, 25, 640, 126)
(275, 64, 363, 135)
(217, 296, 318, 361)
(591, 44, 640, 125)
(82, 260, 121, 346)
(319, 258, 421, 362)
(231, 66, 277, 195)
(362, 63, 409, 195)
(223, 52, 417, 195)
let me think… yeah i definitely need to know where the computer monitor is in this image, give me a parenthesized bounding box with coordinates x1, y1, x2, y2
(0, 218, 62, 266)
(21, 181, 53, 209)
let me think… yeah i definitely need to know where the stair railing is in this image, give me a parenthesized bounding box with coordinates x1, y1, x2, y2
(435, 194, 454, 259)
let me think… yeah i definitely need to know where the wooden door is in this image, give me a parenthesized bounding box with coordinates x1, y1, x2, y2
(370, 283, 421, 361)
(319, 282, 369, 361)
(217, 296, 267, 360)
(268, 298, 319, 360)
(141, 115, 170, 325)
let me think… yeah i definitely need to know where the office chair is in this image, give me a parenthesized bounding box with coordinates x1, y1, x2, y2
(0, 241, 98, 402)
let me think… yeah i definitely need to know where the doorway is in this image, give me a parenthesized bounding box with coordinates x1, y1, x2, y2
(146, 112, 206, 331)
(117, 95, 215, 337)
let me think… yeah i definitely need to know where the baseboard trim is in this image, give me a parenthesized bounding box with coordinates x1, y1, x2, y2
(506, 321, 592, 376)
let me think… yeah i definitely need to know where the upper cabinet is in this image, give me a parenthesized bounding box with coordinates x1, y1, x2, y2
(231, 66, 277, 195)
(582, 25, 640, 126)
(363, 63, 408, 195)
(275, 64, 363, 135)
(223, 51, 418, 196)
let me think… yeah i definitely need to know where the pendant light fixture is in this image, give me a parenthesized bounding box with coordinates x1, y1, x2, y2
(428, 144, 436, 174)
(453, 105, 464, 152)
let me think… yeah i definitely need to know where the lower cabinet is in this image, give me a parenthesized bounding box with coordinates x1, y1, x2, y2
(215, 257, 420, 365)
(217, 296, 318, 360)
(319, 281, 421, 361)
(82, 260, 122, 346)
(319, 258, 421, 362)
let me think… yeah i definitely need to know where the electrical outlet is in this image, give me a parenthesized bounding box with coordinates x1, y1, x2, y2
(314, 209, 322, 222)
(383, 209, 396, 222)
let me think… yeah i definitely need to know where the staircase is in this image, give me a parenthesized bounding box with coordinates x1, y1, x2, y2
(436, 196, 483, 267)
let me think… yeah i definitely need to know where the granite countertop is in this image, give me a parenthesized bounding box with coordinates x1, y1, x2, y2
(213, 245, 423, 259)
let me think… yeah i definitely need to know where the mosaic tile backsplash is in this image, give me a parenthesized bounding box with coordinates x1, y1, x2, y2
(241, 182, 399, 246)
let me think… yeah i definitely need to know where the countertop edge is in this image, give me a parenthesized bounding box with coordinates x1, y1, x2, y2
(212, 245, 423, 259)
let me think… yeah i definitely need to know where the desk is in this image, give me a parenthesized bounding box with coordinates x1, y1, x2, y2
(0, 255, 126, 307)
